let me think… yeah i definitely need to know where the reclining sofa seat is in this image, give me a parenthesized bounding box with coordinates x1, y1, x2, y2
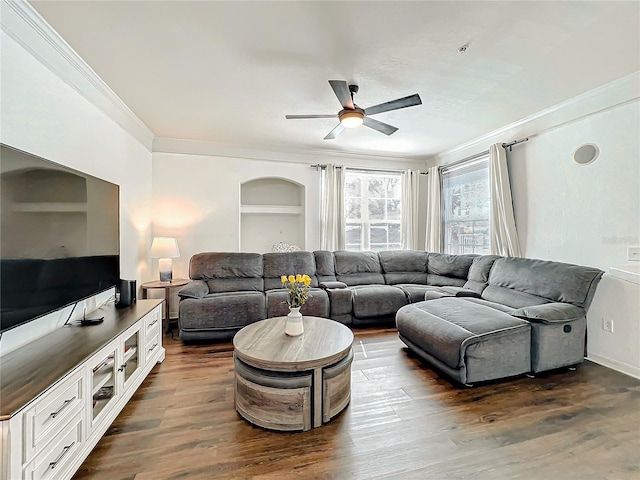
(178, 251, 330, 340)
(396, 256, 604, 386)
(262, 251, 329, 318)
(378, 250, 478, 302)
(326, 251, 409, 326)
(179, 252, 266, 341)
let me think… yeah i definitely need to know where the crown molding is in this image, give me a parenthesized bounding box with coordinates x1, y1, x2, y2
(431, 71, 640, 165)
(1, 0, 154, 150)
(152, 137, 428, 169)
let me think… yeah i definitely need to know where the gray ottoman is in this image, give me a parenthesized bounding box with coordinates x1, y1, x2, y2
(396, 298, 531, 386)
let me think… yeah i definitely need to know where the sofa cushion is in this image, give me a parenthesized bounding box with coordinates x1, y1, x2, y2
(265, 288, 329, 318)
(480, 285, 550, 309)
(463, 255, 501, 294)
(456, 297, 517, 313)
(320, 281, 347, 289)
(178, 291, 266, 330)
(427, 253, 476, 287)
(350, 285, 408, 317)
(314, 250, 337, 283)
(190, 252, 264, 293)
(206, 277, 264, 294)
(379, 250, 428, 285)
(484, 257, 604, 309)
(396, 298, 530, 370)
(263, 251, 319, 291)
(334, 251, 385, 286)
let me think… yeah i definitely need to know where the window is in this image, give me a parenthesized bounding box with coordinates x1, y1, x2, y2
(344, 170, 402, 251)
(441, 156, 490, 255)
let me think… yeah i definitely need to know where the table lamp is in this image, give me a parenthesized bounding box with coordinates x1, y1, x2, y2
(150, 237, 180, 283)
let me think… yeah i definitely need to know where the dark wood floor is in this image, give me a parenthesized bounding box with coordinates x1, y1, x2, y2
(73, 328, 640, 480)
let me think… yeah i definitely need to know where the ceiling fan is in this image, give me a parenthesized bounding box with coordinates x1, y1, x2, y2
(285, 80, 422, 140)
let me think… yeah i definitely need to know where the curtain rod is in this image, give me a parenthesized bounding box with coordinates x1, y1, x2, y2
(310, 164, 406, 175)
(312, 136, 529, 175)
(424, 136, 530, 174)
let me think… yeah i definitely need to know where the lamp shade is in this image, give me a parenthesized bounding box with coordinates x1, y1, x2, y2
(150, 237, 180, 258)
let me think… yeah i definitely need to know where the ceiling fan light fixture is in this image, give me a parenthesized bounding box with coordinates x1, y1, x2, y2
(339, 110, 364, 128)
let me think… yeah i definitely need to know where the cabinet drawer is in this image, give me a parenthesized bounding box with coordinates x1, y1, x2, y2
(23, 369, 83, 461)
(145, 335, 162, 361)
(24, 411, 83, 480)
(143, 308, 161, 337)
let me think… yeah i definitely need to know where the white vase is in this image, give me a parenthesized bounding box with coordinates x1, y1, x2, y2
(285, 307, 304, 336)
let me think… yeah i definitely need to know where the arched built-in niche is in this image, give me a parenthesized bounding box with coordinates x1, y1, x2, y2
(240, 177, 305, 253)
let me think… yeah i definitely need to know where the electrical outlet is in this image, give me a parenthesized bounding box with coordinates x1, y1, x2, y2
(628, 246, 640, 261)
(602, 318, 614, 333)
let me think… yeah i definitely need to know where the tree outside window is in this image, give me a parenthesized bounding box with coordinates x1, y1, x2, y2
(344, 171, 402, 251)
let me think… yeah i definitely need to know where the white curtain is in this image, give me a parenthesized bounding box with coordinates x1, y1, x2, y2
(320, 164, 345, 251)
(424, 166, 441, 252)
(401, 169, 420, 249)
(489, 144, 522, 257)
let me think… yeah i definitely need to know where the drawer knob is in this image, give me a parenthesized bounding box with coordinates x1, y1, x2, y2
(49, 441, 75, 470)
(49, 397, 76, 419)
(118, 363, 127, 372)
(149, 318, 159, 327)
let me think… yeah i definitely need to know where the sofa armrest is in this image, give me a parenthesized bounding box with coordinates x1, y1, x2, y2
(511, 303, 585, 323)
(178, 280, 209, 299)
(320, 281, 348, 289)
(424, 291, 452, 301)
(440, 286, 482, 298)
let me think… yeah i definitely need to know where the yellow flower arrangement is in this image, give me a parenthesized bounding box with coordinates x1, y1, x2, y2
(280, 273, 312, 308)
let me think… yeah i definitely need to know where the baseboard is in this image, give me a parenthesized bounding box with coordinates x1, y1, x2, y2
(586, 353, 640, 380)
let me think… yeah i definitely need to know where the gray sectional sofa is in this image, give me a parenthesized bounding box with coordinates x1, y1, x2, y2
(178, 250, 603, 385)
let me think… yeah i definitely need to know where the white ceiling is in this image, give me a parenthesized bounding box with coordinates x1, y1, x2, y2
(30, 1, 640, 159)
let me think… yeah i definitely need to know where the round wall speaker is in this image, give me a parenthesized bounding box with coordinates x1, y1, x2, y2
(572, 143, 599, 166)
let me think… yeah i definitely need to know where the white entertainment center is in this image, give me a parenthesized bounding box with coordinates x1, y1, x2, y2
(0, 299, 164, 480)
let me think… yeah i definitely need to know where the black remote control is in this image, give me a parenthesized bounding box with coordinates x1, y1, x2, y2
(81, 317, 104, 326)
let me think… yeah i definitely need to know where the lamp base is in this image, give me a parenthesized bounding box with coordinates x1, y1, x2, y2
(158, 258, 173, 283)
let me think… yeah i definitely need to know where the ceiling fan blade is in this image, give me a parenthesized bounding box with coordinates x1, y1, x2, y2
(285, 114, 337, 119)
(364, 94, 422, 116)
(324, 123, 345, 140)
(363, 117, 398, 136)
(328, 80, 354, 109)
(284, 113, 338, 120)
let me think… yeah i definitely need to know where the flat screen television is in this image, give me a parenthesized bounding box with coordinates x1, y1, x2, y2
(0, 144, 120, 333)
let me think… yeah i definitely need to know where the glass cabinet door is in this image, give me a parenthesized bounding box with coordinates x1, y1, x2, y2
(91, 347, 117, 421)
(121, 327, 141, 390)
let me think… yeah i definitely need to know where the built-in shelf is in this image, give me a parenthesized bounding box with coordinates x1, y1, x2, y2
(12, 202, 88, 213)
(240, 178, 305, 252)
(92, 370, 113, 396)
(240, 205, 303, 215)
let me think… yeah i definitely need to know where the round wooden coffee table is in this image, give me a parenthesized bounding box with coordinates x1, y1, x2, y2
(233, 316, 354, 431)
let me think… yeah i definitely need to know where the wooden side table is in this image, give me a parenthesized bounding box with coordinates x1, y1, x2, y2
(141, 279, 189, 333)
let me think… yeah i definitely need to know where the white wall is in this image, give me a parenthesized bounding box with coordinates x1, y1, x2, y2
(431, 77, 640, 378)
(0, 30, 153, 352)
(151, 148, 427, 317)
(151, 152, 322, 280)
(507, 101, 639, 270)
